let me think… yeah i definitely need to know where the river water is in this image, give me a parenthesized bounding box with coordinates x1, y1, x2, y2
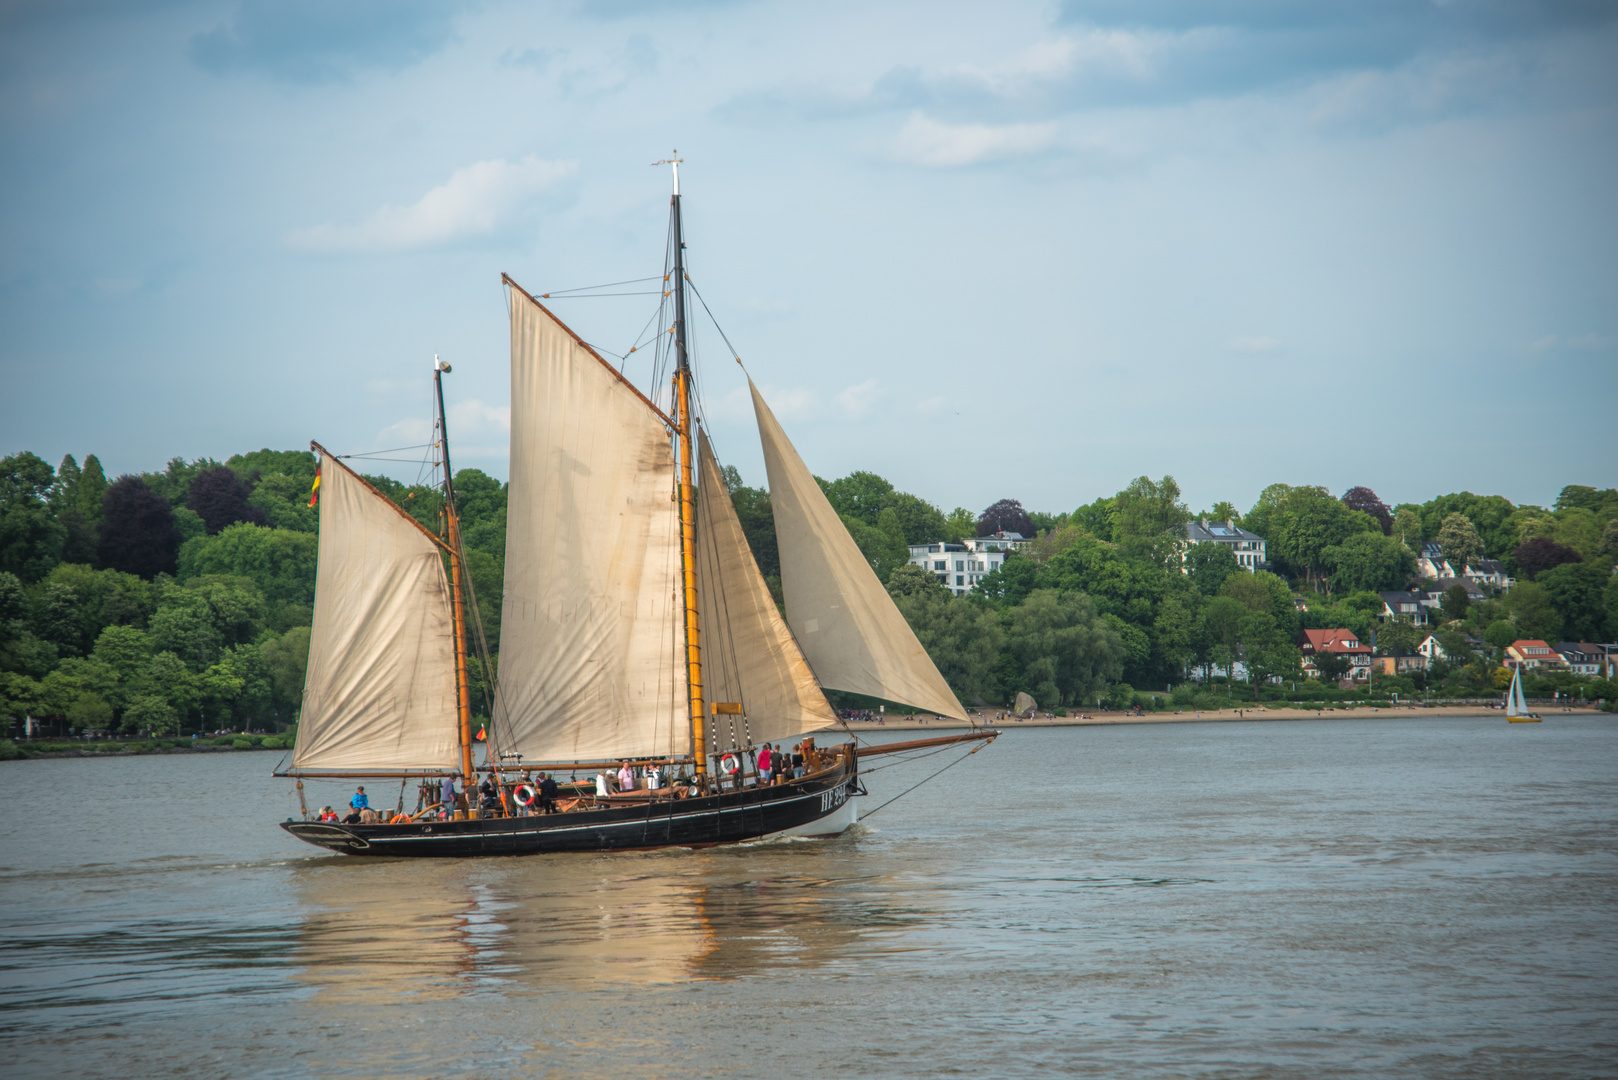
(1, 716, 1614, 1079)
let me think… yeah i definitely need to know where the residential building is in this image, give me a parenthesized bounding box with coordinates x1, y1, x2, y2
(1374, 652, 1428, 676)
(1418, 633, 1447, 662)
(1464, 559, 1514, 591)
(1555, 642, 1612, 677)
(1416, 543, 1456, 580)
(1298, 628, 1372, 682)
(1182, 519, 1267, 571)
(907, 530, 1028, 596)
(1504, 640, 1565, 670)
(1380, 590, 1429, 626)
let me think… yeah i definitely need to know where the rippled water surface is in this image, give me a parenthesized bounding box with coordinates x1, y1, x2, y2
(3, 717, 1615, 1079)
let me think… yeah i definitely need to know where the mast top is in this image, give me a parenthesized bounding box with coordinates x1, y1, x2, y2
(652, 150, 683, 196)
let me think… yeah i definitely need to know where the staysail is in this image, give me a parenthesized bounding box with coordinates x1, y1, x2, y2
(292, 453, 461, 772)
(749, 380, 966, 719)
(498, 283, 687, 763)
(695, 429, 838, 752)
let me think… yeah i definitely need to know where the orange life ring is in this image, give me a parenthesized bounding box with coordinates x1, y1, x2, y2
(719, 753, 739, 774)
(513, 784, 536, 806)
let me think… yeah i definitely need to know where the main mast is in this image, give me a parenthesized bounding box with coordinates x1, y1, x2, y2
(435, 357, 476, 786)
(668, 157, 708, 778)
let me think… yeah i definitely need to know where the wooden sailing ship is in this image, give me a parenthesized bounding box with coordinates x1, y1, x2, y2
(278, 164, 996, 856)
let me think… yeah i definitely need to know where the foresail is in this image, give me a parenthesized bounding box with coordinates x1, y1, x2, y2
(293, 456, 461, 772)
(749, 381, 966, 720)
(695, 429, 838, 752)
(499, 284, 687, 763)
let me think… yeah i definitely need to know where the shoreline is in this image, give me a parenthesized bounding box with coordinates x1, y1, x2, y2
(840, 704, 1610, 732)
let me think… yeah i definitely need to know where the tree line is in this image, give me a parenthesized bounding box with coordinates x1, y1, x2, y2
(4, 443, 1616, 739)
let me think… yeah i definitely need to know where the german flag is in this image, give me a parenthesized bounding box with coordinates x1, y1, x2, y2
(308, 464, 321, 507)
(475, 724, 487, 742)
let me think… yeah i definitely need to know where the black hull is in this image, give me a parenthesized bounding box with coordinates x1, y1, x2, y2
(282, 758, 860, 857)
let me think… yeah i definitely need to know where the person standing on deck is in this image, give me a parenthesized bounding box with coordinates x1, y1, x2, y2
(440, 775, 455, 815)
(758, 744, 773, 785)
(618, 761, 634, 793)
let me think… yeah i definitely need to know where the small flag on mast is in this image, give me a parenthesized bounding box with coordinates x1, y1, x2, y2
(475, 724, 487, 742)
(308, 465, 321, 507)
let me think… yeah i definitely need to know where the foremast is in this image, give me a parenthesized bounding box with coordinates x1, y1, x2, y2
(666, 156, 708, 779)
(434, 357, 477, 787)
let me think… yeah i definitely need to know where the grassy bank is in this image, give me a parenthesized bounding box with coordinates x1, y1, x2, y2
(1, 733, 294, 760)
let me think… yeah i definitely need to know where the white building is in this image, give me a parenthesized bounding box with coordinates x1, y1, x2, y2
(908, 531, 1028, 596)
(1183, 519, 1267, 571)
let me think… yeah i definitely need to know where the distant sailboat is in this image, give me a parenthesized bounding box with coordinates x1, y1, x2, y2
(276, 162, 997, 856)
(1505, 668, 1540, 723)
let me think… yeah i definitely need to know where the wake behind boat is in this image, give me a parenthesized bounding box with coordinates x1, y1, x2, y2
(276, 161, 997, 856)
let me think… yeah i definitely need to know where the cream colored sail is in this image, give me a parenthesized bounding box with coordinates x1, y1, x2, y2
(498, 286, 687, 763)
(293, 455, 461, 772)
(749, 380, 966, 719)
(695, 429, 838, 752)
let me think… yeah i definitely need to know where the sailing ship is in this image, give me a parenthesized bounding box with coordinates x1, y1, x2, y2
(277, 163, 997, 856)
(1504, 667, 1540, 722)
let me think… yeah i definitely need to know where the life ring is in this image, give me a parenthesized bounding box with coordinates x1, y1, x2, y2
(719, 753, 739, 774)
(513, 784, 536, 806)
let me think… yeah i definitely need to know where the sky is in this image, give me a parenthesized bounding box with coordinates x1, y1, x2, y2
(2, 0, 1614, 518)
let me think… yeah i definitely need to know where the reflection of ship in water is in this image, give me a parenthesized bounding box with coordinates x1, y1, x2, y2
(289, 848, 934, 1001)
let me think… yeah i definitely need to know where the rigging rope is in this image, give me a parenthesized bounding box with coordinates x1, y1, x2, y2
(859, 743, 984, 819)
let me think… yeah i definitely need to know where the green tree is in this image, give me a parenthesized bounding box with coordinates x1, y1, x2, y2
(148, 577, 268, 670)
(977, 550, 1044, 606)
(1069, 497, 1116, 543)
(841, 514, 907, 584)
(0, 452, 66, 583)
(1186, 541, 1239, 596)
(1418, 493, 1517, 559)
(1392, 507, 1423, 548)
(1375, 617, 1421, 656)
(999, 590, 1124, 707)
(1537, 561, 1608, 641)
(888, 568, 1003, 702)
(1436, 513, 1484, 570)
(178, 523, 317, 618)
(1265, 486, 1380, 590)
(1504, 582, 1562, 643)
(260, 624, 311, 717)
(1152, 591, 1199, 680)
(1322, 532, 1417, 594)
(1113, 475, 1191, 570)
(942, 507, 976, 544)
(122, 693, 179, 735)
(1483, 620, 1516, 650)
(1441, 583, 1471, 624)
(78, 455, 109, 522)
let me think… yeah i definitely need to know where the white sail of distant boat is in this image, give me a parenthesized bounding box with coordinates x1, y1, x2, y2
(1505, 669, 1521, 718)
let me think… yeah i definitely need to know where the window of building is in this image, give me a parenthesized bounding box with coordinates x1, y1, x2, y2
(933, 561, 945, 571)
(956, 575, 964, 586)
(955, 561, 964, 572)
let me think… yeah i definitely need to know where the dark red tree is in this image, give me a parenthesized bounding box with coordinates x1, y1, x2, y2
(1514, 537, 1582, 581)
(98, 476, 180, 579)
(1341, 486, 1392, 535)
(187, 466, 266, 535)
(977, 498, 1034, 538)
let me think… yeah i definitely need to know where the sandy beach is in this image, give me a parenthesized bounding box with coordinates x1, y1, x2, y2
(840, 704, 1610, 732)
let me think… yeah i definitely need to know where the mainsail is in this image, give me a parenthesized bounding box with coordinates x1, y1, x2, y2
(498, 284, 687, 763)
(750, 381, 966, 719)
(694, 429, 838, 752)
(292, 454, 461, 772)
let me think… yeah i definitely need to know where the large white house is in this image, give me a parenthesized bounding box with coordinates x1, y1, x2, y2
(908, 531, 1028, 596)
(1183, 519, 1267, 571)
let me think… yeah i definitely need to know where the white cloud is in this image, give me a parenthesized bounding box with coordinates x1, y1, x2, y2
(1528, 334, 1558, 353)
(372, 398, 510, 461)
(710, 382, 817, 422)
(893, 113, 1057, 168)
(1226, 336, 1282, 353)
(837, 378, 881, 419)
(286, 156, 574, 253)
(917, 395, 944, 413)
